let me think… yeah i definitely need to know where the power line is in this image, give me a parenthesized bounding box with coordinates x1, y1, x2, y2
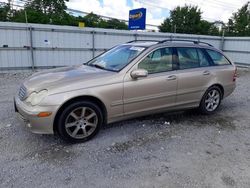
(0, 1, 160, 29)
(0, 1, 23, 8)
(206, 0, 240, 8)
(134, 0, 171, 11)
(134, 0, 219, 21)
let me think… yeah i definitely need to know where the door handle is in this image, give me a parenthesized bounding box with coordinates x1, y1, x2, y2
(167, 75, 177, 81)
(203, 71, 210, 75)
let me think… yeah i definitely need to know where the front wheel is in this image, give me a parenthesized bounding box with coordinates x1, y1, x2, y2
(57, 101, 103, 143)
(199, 86, 222, 115)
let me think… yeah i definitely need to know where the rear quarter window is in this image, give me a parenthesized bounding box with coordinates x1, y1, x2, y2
(206, 49, 231, 65)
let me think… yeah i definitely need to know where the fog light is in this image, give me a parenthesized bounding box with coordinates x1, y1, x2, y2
(37, 112, 52, 117)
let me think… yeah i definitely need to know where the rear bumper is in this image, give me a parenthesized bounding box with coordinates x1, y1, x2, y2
(14, 96, 57, 134)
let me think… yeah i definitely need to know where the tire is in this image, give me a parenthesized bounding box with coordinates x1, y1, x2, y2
(57, 101, 103, 143)
(199, 86, 222, 115)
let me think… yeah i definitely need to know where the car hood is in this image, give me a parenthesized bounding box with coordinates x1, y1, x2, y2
(23, 65, 117, 92)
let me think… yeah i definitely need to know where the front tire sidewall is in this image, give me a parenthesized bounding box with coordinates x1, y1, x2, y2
(200, 86, 222, 115)
(57, 101, 103, 143)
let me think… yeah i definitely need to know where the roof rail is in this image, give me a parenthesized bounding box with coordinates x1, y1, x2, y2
(159, 39, 213, 47)
(127, 40, 160, 43)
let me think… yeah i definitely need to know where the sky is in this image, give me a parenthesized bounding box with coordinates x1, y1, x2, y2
(66, 0, 250, 27)
(2, 0, 249, 28)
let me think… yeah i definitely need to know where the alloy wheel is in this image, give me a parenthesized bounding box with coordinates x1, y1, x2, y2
(204, 89, 220, 112)
(65, 107, 98, 139)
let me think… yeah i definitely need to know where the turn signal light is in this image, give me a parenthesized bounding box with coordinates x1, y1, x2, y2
(37, 112, 52, 117)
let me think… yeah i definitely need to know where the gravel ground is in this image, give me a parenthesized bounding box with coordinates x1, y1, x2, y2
(0, 68, 250, 188)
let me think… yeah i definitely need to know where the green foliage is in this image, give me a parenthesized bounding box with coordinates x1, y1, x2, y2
(74, 13, 128, 30)
(0, 3, 10, 21)
(105, 19, 127, 29)
(4, 0, 250, 36)
(225, 2, 250, 36)
(0, 1, 128, 29)
(82, 13, 103, 27)
(159, 5, 219, 35)
(25, 0, 68, 15)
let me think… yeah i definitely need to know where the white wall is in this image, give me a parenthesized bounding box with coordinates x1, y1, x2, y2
(0, 22, 249, 70)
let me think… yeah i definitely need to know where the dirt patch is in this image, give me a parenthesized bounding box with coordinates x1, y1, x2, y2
(25, 144, 75, 165)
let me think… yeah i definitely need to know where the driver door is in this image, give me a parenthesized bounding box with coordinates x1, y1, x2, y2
(123, 47, 177, 116)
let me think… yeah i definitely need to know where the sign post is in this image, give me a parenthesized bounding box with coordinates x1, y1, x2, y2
(128, 8, 146, 30)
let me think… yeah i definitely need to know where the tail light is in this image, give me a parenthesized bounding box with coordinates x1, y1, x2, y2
(233, 67, 237, 82)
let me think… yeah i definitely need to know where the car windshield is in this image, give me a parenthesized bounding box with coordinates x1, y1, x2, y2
(87, 45, 146, 72)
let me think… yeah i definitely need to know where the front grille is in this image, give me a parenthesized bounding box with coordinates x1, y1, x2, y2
(18, 85, 27, 101)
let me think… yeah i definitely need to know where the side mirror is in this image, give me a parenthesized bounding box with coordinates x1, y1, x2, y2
(131, 69, 148, 79)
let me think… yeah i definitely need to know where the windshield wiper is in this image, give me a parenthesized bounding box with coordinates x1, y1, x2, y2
(89, 63, 118, 72)
(92, 63, 105, 70)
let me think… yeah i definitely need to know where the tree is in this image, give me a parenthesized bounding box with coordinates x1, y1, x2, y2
(226, 2, 250, 36)
(25, 0, 68, 15)
(82, 13, 103, 27)
(0, 3, 10, 21)
(159, 5, 202, 34)
(82, 13, 128, 30)
(159, 5, 219, 35)
(102, 19, 127, 30)
(11, 0, 71, 25)
(226, 19, 236, 36)
(198, 20, 219, 36)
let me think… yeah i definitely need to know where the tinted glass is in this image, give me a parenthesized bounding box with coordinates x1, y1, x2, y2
(197, 49, 210, 67)
(87, 45, 145, 71)
(177, 48, 199, 69)
(206, 49, 231, 65)
(138, 48, 173, 74)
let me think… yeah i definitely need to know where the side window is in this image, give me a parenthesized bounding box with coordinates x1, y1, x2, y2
(206, 49, 231, 65)
(177, 48, 199, 69)
(138, 48, 173, 74)
(197, 49, 210, 67)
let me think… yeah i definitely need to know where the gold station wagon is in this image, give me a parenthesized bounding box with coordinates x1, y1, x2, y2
(15, 40, 237, 142)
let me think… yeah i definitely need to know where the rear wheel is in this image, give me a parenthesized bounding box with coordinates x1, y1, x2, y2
(199, 86, 222, 115)
(57, 101, 103, 143)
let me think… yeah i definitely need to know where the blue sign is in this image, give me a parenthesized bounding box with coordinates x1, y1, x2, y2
(128, 8, 146, 30)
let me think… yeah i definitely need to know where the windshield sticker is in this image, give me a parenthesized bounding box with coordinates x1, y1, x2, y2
(129, 46, 145, 51)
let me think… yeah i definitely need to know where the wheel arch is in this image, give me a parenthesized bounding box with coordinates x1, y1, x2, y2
(53, 95, 107, 134)
(210, 83, 224, 98)
(200, 83, 224, 107)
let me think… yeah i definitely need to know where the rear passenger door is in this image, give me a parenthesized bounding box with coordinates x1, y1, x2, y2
(175, 47, 214, 107)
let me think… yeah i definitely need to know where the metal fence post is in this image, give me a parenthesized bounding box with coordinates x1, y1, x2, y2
(220, 30, 225, 51)
(29, 26, 35, 71)
(134, 32, 138, 41)
(92, 31, 95, 58)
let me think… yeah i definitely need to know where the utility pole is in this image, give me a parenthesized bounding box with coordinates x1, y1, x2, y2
(247, 2, 250, 21)
(212, 21, 226, 50)
(7, 0, 13, 20)
(8, 0, 13, 10)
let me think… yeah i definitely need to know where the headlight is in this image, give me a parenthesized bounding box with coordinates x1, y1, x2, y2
(26, 90, 48, 106)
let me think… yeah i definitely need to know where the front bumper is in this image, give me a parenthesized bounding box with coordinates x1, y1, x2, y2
(14, 95, 58, 134)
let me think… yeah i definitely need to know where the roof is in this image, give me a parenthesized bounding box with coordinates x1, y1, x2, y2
(126, 39, 215, 49)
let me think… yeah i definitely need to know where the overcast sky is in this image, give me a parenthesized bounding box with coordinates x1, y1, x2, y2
(66, 0, 249, 26)
(3, 0, 249, 26)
